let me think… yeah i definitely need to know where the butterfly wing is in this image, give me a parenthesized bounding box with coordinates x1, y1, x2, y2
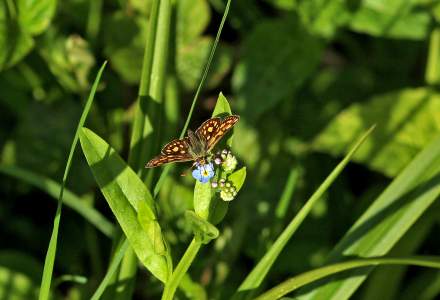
(145, 153, 193, 168)
(145, 138, 192, 168)
(206, 115, 240, 151)
(195, 117, 221, 142)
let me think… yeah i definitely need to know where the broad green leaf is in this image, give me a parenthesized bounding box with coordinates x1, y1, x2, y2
(295, 0, 352, 38)
(255, 256, 440, 300)
(212, 92, 233, 117)
(0, 5, 34, 70)
(313, 87, 440, 177)
(185, 211, 219, 244)
(38, 31, 95, 92)
(176, 38, 233, 90)
(79, 128, 169, 283)
(17, 0, 57, 35)
(232, 18, 322, 122)
(349, 0, 430, 40)
(298, 134, 440, 300)
(176, 0, 210, 44)
(0, 165, 114, 237)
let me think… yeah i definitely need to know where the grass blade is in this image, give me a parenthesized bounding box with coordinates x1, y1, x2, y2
(0, 165, 114, 237)
(153, 0, 232, 197)
(38, 61, 107, 300)
(255, 256, 440, 300)
(298, 134, 440, 300)
(90, 239, 130, 300)
(234, 125, 376, 298)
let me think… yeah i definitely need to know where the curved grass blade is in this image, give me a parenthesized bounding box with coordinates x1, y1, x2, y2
(298, 134, 440, 300)
(234, 125, 376, 299)
(0, 165, 114, 237)
(38, 61, 107, 300)
(255, 256, 440, 300)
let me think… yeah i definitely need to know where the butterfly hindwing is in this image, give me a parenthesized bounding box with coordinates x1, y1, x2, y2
(206, 115, 240, 151)
(145, 153, 192, 168)
(161, 138, 190, 155)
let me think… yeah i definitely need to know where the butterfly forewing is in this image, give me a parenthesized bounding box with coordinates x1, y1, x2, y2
(195, 117, 221, 143)
(206, 115, 240, 151)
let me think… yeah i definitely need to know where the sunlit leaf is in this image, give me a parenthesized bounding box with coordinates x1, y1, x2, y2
(313, 87, 440, 177)
(79, 128, 169, 283)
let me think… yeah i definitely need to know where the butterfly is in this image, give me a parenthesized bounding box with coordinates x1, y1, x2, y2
(145, 115, 240, 168)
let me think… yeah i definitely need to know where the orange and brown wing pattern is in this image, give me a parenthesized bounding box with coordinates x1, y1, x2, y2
(161, 138, 190, 155)
(206, 115, 240, 151)
(195, 117, 221, 142)
(145, 138, 192, 168)
(145, 153, 193, 168)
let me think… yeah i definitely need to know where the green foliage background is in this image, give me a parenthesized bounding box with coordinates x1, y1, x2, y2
(2, 0, 440, 299)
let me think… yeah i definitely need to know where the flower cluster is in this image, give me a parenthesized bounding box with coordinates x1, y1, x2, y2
(213, 149, 237, 172)
(191, 149, 239, 201)
(212, 179, 237, 201)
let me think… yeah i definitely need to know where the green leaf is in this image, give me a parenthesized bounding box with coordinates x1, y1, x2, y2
(17, 0, 57, 35)
(176, 38, 233, 90)
(212, 92, 233, 117)
(193, 180, 213, 221)
(349, 0, 430, 40)
(185, 211, 219, 244)
(295, 0, 352, 38)
(176, 0, 210, 44)
(232, 17, 322, 122)
(0, 5, 34, 70)
(229, 167, 246, 192)
(0, 165, 114, 237)
(38, 30, 95, 92)
(234, 126, 375, 299)
(255, 256, 440, 300)
(298, 134, 440, 300)
(79, 127, 169, 283)
(313, 87, 440, 177)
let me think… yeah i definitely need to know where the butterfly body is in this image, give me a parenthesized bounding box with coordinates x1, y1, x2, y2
(145, 115, 239, 168)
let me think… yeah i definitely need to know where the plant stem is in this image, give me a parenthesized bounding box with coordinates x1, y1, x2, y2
(425, 26, 440, 85)
(161, 239, 202, 300)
